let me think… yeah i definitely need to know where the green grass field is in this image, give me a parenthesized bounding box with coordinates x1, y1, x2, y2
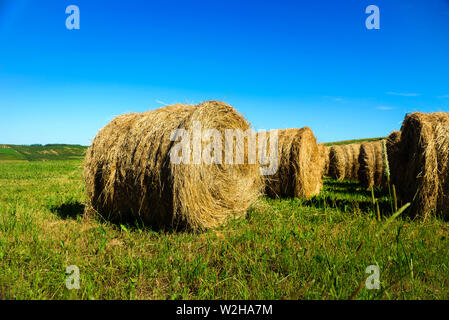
(1, 155, 449, 300)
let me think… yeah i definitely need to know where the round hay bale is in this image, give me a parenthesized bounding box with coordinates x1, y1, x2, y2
(324, 146, 331, 176)
(351, 144, 361, 180)
(328, 145, 346, 181)
(317, 143, 330, 177)
(386, 130, 402, 183)
(391, 112, 449, 219)
(342, 145, 353, 180)
(261, 127, 322, 199)
(358, 140, 385, 189)
(342, 143, 361, 180)
(328, 144, 361, 181)
(317, 143, 325, 174)
(83, 101, 263, 230)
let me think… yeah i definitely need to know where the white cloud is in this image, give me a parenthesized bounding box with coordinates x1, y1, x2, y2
(377, 106, 394, 110)
(386, 91, 420, 97)
(323, 96, 344, 102)
(437, 94, 449, 99)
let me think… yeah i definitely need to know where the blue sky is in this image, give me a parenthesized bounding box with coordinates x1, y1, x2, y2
(1, 0, 449, 145)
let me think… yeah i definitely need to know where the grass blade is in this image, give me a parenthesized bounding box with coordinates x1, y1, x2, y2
(376, 203, 410, 236)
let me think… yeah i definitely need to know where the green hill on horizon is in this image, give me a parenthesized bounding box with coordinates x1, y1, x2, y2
(0, 136, 386, 162)
(323, 137, 385, 146)
(0, 144, 88, 161)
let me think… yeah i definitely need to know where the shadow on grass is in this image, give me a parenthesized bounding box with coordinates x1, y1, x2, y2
(88, 205, 190, 233)
(97, 212, 184, 233)
(323, 179, 389, 198)
(302, 196, 395, 216)
(50, 201, 85, 220)
(303, 178, 396, 217)
(50, 201, 190, 233)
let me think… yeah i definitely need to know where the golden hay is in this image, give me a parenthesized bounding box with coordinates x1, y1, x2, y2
(83, 101, 263, 230)
(261, 127, 322, 199)
(328, 144, 360, 181)
(386, 130, 402, 183)
(324, 146, 331, 176)
(343, 144, 361, 180)
(317, 143, 330, 177)
(391, 112, 449, 219)
(358, 140, 385, 189)
(328, 145, 346, 181)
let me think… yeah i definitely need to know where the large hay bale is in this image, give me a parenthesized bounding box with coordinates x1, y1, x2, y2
(261, 127, 322, 199)
(358, 140, 385, 189)
(83, 101, 263, 230)
(391, 112, 449, 219)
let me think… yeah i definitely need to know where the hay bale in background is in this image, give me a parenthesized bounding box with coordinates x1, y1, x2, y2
(386, 131, 402, 184)
(328, 144, 360, 181)
(261, 127, 322, 199)
(391, 112, 449, 219)
(342, 145, 353, 180)
(343, 144, 361, 180)
(324, 146, 330, 176)
(317, 143, 325, 175)
(317, 143, 330, 177)
(83, 101, 263, 230)
(358, 140, 385, 189)
(351, 144, 362, 180)
(328, 145, 346, 181)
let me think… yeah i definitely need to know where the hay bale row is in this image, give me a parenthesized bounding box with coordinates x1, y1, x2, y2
(261, 127, 323, 199)
(83, 101, 263, 231)
(358, 140, 386, 189)
(389, 112, 449, 219)
(328, 143, 361, 181)
(88, 99, 449, 226)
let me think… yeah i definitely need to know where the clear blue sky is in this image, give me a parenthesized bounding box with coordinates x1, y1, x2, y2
(1, 0, 449, 145)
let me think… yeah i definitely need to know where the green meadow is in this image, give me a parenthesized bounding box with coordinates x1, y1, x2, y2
(0, 145, 448, 299)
